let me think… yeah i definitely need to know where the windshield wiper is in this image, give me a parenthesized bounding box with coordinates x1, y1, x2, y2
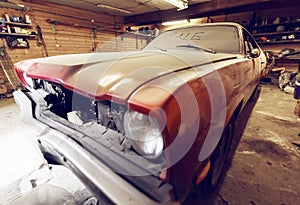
(177, 44, 216, 54)
(154, 46, 167, 52)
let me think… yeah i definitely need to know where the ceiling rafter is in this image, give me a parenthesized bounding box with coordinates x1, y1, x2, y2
(14, 0, 300, 26)
(125, 0, 298, 25)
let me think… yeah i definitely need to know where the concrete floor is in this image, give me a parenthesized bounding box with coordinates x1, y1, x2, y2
(0, 95, 95, 204)
(184, 83, 300, 205)
(0, 83, 299, 205)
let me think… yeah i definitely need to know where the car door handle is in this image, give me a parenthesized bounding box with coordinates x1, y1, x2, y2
(261, 61, 266, 64)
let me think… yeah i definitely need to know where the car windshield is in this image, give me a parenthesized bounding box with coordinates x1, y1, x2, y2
(143, 25, 241, 54)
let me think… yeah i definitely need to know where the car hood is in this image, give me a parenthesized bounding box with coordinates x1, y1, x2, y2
(16, 50, 237, 102)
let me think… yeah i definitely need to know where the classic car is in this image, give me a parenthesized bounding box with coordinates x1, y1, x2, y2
(13, 22, 266, 204)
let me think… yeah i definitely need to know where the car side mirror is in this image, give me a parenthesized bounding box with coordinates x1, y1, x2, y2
(250, 48, 260, 58)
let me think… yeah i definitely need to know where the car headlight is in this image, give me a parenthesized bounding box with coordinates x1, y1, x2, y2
(124, 110, 164, 158)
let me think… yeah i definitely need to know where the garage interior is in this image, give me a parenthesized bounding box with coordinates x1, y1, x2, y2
(0, 0, 299, 204)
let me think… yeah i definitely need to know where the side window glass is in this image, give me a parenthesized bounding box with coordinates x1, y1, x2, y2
(243, 29, 259, 56)
(245, 40, 251, 54)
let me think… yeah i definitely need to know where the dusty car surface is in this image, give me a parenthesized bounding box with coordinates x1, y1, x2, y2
(13, 22, 266, 204)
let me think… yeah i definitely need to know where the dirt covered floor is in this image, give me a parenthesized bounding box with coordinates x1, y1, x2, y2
(185, 83, 300, 205)
(219, 83, 300, 205)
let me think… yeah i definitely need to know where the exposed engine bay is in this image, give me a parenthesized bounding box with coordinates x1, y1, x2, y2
(32, 79, 165, 163)
(40, 80, 125, 133)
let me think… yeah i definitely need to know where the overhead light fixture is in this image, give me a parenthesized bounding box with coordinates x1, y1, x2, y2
(162, 19, 190, 26)
(163, 0, 188, 11)
(96, 4, 133, 14)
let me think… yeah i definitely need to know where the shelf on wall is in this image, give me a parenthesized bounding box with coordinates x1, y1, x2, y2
(253, 30, 300, 37)
(0, 32, 35, 38)
(4, 21, 32, 27)
(257, 39, 300, 45)
(252, 22, 300, 29)
(252, 16, 300, 48)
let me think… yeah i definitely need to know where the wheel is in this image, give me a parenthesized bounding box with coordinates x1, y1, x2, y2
(195, 119, 234, 196)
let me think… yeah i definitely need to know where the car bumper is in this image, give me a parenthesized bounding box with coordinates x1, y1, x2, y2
(13, 90, 179, 205)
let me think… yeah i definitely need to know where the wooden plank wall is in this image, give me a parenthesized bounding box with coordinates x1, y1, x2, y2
(0, 1, 150, 92)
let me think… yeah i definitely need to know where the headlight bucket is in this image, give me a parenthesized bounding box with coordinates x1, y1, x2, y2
(124, 110, 164, 158)
(23, 72, 34, 88)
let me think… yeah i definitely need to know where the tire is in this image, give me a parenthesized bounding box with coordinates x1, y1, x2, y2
(195, 119, 234, 196)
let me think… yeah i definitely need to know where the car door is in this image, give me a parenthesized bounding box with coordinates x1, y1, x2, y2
(242, 29, 264, 98)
